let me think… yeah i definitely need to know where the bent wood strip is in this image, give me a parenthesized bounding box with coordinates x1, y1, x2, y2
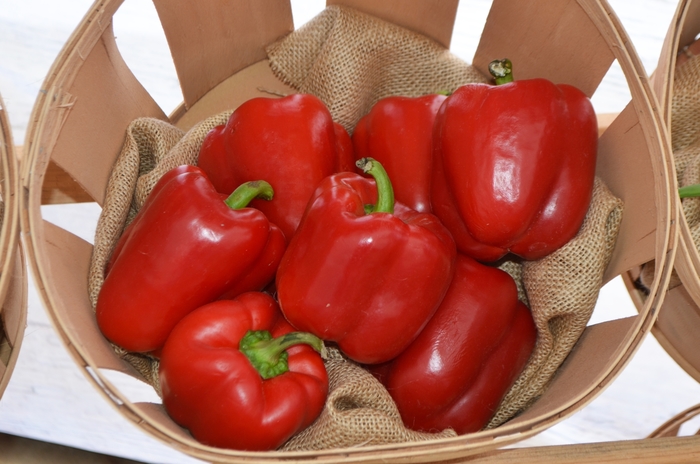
(152, 0, 294, 110)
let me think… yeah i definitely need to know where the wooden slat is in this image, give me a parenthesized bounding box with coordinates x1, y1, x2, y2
(42, 161, 93, 204)
(474, 0, 613, 96)
(38, 220, 143, 379)
(152, 0, 294, 109)
(47, 23, 167, 206)
(596, 102, 660, 283)
(327, 0, 459, 48)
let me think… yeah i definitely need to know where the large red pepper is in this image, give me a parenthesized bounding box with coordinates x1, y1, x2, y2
(371, 253, 536, 434)
(276, 158, 456, 365)
(96, 165, 286, 353)
(431, 59, 597, 262)
(352, 94, 446, 213)
(197, 93, 355, 241)
(159, 292, 328, 451)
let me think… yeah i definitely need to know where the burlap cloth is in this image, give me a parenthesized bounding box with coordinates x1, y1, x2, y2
(88, 5, 624, 451)
(672, 49, 700, 254)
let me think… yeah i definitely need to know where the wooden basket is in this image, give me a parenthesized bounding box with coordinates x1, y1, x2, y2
(19, 0, 677, 462)
(0, 93, 27, 401)
(623, 0, 700, 384)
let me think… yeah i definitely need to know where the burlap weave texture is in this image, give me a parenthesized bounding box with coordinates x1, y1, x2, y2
(88, 4, 623, 451)
(671, 51, 700, 253)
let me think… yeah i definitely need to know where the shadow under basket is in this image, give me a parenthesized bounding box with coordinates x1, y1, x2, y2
(20, 0, 677, 462)
(0, 92, 27, 402)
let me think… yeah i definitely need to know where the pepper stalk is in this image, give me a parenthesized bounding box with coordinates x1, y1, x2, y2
(679, 184, 700, 199)
(225, 180, 274, 209)
(489, 58, 514, 85)
(356, 157, 395, 215)
(240, 330, 327, 380)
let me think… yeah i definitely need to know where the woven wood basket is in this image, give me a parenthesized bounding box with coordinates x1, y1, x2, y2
(0, 93, 27, 401)
(623, 0, 700, 385)
(622, 0, 700, 442)
(19, 0, 676, 462)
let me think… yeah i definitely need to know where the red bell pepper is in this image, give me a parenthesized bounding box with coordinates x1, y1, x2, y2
(352, 94, 446, 213)
(431, 59, 597, 262)
(159, 292, 328, 451)
(96, 165, 286, 353)
(371, 253, 536, 434)
(197, 93, 355, 241)
(276, 158, 456, 365)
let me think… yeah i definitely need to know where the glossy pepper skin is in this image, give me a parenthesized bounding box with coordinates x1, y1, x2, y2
(96, 165, 286, 353)
(197, 93, 355, 241)
(276, 158, 456, 365)
(159, 292, 328, 451)
(352, 94, 446, 213)
(371, 253, 536, 434)
(431, 59, 597, 262)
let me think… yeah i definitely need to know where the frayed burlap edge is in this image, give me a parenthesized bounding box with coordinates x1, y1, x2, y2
(488, 177, 624, 428)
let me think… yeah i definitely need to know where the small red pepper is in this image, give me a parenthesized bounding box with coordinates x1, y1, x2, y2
(197, 93, 355, 241)
(431, 59, 597, 262)
(96, 165, 286, 353)
(276, 158, 456, 365)
(370, 253, 536, 434)
(352, 94, 446, 213)
(159, 292, 328, 451)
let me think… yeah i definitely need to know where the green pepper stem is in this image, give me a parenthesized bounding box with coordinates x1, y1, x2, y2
(489, 58, 514, 85)
(679, 184, 700, 199)
(239, 330, 327, 380)
(356, 157, 395, 214)
(224, 180, 274, 209)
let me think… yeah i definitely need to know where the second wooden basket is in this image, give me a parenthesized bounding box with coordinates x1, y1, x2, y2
(0, 92, 27, 402)
(624, 0, 700, 385)
(20, 0, 677, 462)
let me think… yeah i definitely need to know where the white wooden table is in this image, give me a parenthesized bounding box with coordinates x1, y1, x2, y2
(2, 0, 700, 463)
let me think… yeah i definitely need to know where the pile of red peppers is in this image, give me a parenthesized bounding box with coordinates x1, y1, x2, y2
(95, 59, 597, 450)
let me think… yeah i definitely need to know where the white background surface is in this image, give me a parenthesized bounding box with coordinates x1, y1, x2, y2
(1, 0, 699, 463)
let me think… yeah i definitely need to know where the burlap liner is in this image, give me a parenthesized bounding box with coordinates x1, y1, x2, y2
(281, 347, 457, 451)
(87, 4, 624, 451)
(657, 48, 700, 281)
(266, 5, 489, 132)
